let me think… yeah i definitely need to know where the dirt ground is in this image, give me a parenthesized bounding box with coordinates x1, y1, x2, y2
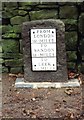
(1, 73, 84, 119)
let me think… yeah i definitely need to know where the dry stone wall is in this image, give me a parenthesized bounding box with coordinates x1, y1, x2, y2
(1, 2, 84, 73)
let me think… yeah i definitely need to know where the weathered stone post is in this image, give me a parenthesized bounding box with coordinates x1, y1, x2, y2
(22, 19, 68, 82)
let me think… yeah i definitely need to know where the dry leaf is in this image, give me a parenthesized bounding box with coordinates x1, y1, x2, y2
(9, 73, 17, 77)
(64, 88, 74, 95)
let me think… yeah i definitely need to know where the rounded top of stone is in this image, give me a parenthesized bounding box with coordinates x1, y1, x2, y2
(23, 19, 65, 27)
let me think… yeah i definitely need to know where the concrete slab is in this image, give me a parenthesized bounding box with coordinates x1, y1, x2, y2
(15, 78, 80, 88)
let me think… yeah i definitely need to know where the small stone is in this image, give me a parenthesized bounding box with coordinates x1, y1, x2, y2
(55, 109, 60, 112)
(17, 91, 20, 94)
(32, 98, 36, 101)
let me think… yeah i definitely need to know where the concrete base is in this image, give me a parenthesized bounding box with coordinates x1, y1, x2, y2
(15, 78, 80, 88)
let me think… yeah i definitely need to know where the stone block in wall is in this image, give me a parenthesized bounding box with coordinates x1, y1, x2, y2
(37, 4, 58, 9)
(79, 13, 84, 35)
(2, 66, 8, 73)
(0, 65, 8, 73)
(1, 25, 13, 33)
(5, 59, 23, 67)
(19, 6, 31, 11)
(0, 46, 2, 53)
(11, 66, 23, 73)
(2, 11, 13, 18)
(2, 3, 5, 9)
(67, 62, 76, 70)
(4, 2, 18, 9)
(18, 2, 38, 7)
(18, 10, 27, 16)
(62, 19, 77, 31)
(2, 33, 19, 39)
(10, 15, 29, 25)
(13, 25, 22, 33)
(2, 40, 19, 53)
(79, 38, 84, 55)
(2, 8, 18, 18)
(60, 6, 78, 19)
(65, 32, 77, 51)
(66, 51, 77, 62)
(58, 2, 76, 6)
(3, 53, 23, 59)
(30, 10, 58, 20)
(0, 58, 4, 64)
(0, 53, 2, 58)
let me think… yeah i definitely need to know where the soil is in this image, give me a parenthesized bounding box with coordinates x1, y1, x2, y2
(1, 73, 84, 119)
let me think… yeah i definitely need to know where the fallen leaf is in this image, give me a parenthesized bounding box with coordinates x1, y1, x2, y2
(31, 115, 36, 118)
(64, 88, 74, 95)
(70, 113, 74, 118)
(9, 73, 17, 77)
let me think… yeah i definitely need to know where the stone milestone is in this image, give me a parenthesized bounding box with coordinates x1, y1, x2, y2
(22, 19, 68, 82)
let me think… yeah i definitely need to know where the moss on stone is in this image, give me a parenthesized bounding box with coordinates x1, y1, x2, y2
(10, 15, 29, 25)
(18, 10, 27, 16)
(30, 10, 58, 20)
(2, 3, 5, 9)
(60, 6, 78, 19)
(77, 63, 84, 73)
(19, 6, 32, 11)
(62, 19, 77, 31)
(3, 53, 23, 59)
(11, 67, 23, 73)
(0, 46, 2, 53)
(0, 58, 4, 64)
(65, 32, 77, 51)
(79, 13, 84, 35)
(19, 2, 38, 6)
(2, 40, 19, 53)
(67, 62, 76, 70)
(2, 11, 13, 18)
(2, 7, 19, 18)
(13, 25, 22, 33)
(79, 38, 84, 55)
(2, 33, 19, 38)
(63, 19, 77, 25)
(24, 15, 29, 22)
(67, 51, 77, 62)
(2, 66, 8, 73)
(4, 2, 18, 8)
(1, 25, 13, 33)
(5, 59, 23, 67)
(37, 4, 58, 9)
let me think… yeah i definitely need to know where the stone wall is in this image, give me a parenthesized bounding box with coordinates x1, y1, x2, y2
(1, 2, 84, 73)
